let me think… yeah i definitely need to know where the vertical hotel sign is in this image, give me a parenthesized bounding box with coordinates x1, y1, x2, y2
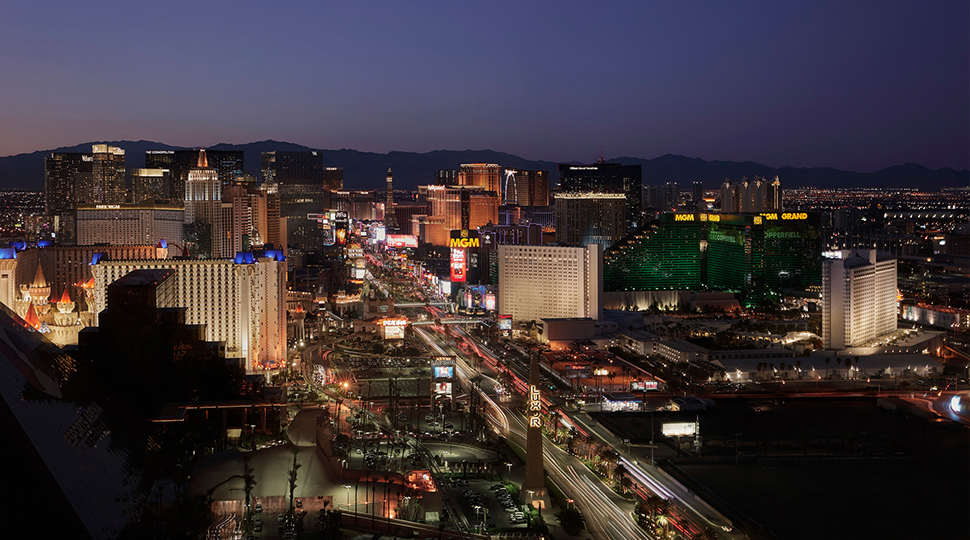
(528, 385, 542, 427)
(449, 229, 478, 283)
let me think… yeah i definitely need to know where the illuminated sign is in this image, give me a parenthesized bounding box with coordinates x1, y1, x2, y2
(94, 205, 121, 209)
(450, 248, 466, 282)
(378, 317, 409, 327)
(662, 422, 697, 437)
(449, 229, 480, 248)
(565, 366, 591, 379)
(760, 212, 808, 221)
(434, 366, 454, 379)
(434, 382, 453, 395)
(484, 293, 496, 311)
(528, 384, 542, 428)
(631, 380, 659, 391)
(498, 315, 512, 330)
(674, 214, 695, 221)
(386, 234, 418, 248)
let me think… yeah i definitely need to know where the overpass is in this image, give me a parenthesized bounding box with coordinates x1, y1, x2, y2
(394, 302, 453, 308)
(411, 318, 482, 326)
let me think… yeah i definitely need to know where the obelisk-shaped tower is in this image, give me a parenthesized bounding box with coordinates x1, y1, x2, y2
(523, 353, 548, 507)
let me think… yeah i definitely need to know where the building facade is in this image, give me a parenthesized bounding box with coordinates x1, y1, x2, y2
(76, 204, 184, 247)
(822, 249, 897, 349)
(91, 252, 286, 373)
(459, 163, 502, 201)
(503, 169, 549, 207)
(604, 212, 823, 306)
(558, 162, 642, 231)
(498, 243, 602, 322)
(554, 192, 627, 248)
(132, 168, 172, 203)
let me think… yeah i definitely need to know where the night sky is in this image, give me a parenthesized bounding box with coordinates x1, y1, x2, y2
(1, 1, 966, 171)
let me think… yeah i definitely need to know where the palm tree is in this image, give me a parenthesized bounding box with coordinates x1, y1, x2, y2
(700, 526, 719, 540)
(287, 448, 301, 514)
(824, 357, 831, 378)
(242, 454, 257, 527)
(836, 357, 843, 378)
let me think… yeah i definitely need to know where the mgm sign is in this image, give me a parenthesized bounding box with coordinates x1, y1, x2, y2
(528, 385, 542, 428)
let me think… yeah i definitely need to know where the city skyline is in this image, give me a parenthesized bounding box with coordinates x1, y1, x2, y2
(1, 2, 967, 172)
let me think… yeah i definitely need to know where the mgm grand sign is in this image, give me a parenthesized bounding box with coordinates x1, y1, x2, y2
(449, 229, 480, 248)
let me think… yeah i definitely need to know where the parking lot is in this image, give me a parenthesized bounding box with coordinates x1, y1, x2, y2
(448, 478, 529, 532)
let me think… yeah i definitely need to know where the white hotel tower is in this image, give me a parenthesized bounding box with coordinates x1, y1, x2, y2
(822, 249, 897, 349)
(91, 252, 286, 373)
(498, 243, 603, 323)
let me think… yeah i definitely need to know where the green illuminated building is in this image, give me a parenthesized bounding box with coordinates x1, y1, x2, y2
(604, 212, 821, 306)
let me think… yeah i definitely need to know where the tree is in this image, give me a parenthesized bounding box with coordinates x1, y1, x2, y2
(554, 506, 585, 535)
(242, 454, 257, 529)
(700, 526, 720, 540)
(824, 357, 831, 378)
(288, 448, 302, 514)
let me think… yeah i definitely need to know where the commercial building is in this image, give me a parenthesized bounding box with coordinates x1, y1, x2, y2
(422, 185, 499, 242)
(554, 192, 628, 248)
(262, 151, 341, 250)
(146, 149, 244, 201)
(44, 145, 126, 242)
(91, 251, 287, 373)
(498, 243, 602, 322)
(132, 168, 172, 203)
(558, 161, 642, 231)
(822, 249, 897, 349)
(721, 176, 783, 213)
(644, 182, 681, 211)
(76, 204, 184, 247)
(459, 163, 502, 201)
(503, 169, 549, 206)
(184, 151, 224, 258)
(604, 212, 823, 306)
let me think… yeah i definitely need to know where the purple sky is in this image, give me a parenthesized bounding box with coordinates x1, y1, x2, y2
(1, 1, 967, 171)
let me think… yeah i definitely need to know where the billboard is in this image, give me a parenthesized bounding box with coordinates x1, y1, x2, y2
(498, 314, 512, 330)
(484, 293, 496, 311)
(450, 247, 466, 282)
(565, 365, 591, 379)
(631, 380, 659, 391)
(434, 382, 453, 395)
(334, 211, 349, 245)
(386, 234, 418, 248)
(434, 366, 454, 379)
(449, 229, 480, 248)
(662, 422, 697, 437)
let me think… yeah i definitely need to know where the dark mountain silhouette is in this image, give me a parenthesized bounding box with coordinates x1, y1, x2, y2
(1, 141, 966, 192)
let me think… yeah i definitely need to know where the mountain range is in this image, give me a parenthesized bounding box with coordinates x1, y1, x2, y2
(1, 139, 966, 192)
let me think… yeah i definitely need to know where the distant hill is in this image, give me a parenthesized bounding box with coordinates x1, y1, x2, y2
(1, 140, 966, 192)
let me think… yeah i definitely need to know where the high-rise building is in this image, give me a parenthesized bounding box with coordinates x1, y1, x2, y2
(91, 250, 287, 373)
(604, 212, 823, 306)
(146, 149, 244, 202)
(384, 167, 397, 230)
(262, 151, 339, 250)
(503, 169, 549, 207)
(822, 250, 897, 349)
(90, 145, 126, 206)
(558, 162, 642, 231)
(553, 193, 627, 248)
(45, 151, 92, 243)
(423, 185, 499, 239)
(459, 164, 503, 201)
(721, 176, 783, 213)
(132, 168, 171, 203)
(498, 243, 602, 322)
(691, 182, 704, 210)
(76, 204, 184, 247)
(436, 169, 458, 185)
(644, 182, 681, 211)
(183, 150, 223, 258)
